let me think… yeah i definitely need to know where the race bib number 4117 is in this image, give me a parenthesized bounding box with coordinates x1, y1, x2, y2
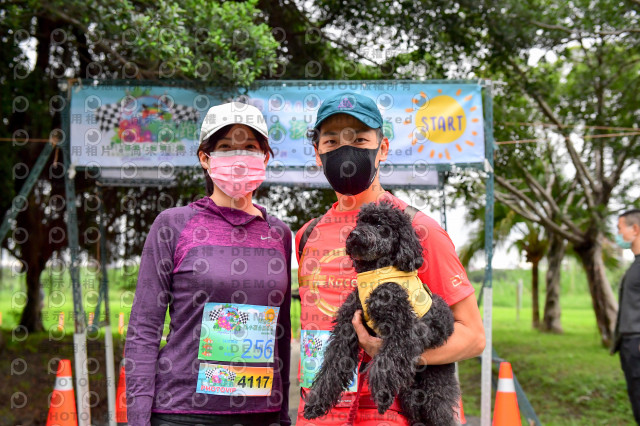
(196, 363, 274, 396)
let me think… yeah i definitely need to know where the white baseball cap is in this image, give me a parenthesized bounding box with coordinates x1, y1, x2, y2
(199, 102, 269, 144)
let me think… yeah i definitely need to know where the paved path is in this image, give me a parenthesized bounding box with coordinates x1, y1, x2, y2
(289, 339, 301, 423)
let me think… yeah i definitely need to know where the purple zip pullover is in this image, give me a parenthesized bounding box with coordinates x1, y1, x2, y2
(124, 196, 291, 425)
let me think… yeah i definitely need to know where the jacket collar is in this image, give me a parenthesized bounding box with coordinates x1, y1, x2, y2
(195, 196, 269, 227)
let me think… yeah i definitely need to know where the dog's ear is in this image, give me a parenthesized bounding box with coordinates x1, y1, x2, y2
(394, 212, 424, 272)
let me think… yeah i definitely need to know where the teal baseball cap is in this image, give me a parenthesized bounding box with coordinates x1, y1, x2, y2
(313, 92, 383, 130)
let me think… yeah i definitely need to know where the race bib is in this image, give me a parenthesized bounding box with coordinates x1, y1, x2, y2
(196, 363, 273, 396)
(198, 303, 280, 363)
(300, 329, 358, 392)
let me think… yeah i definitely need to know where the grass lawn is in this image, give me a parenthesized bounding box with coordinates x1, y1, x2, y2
(458, 307, 632, 425)
(0, 261, 635, 424)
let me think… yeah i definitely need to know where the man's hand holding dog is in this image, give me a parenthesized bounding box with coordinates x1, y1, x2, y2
(354, 295, 486, 366)
(352, 310, 383, 358)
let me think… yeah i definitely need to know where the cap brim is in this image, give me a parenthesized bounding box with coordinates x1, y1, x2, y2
(314, 111, 381, 131)
(200, 124, 269, 144)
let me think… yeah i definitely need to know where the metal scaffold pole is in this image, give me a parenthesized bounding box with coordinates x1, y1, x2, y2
(95, 184, 117, 426)
(61, 130, 91, 426)
(480, 82, 496, 426)
(0, 139, 55, 245)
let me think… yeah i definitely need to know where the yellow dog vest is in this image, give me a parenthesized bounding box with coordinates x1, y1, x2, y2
(356, 266, 433, 333)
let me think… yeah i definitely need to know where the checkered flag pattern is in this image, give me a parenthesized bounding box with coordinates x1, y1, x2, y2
(208, 308, 223, 322)
(94, 101, 200, 133)
(204, 368, 236, 383)
(238, 311, 249, 326)
(95, 102, 123, 133)
(312, 336, 323, 352)
(171, 104, 200, 124)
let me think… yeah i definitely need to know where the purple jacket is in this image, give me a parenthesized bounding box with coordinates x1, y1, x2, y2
(124, 196, 292, 425)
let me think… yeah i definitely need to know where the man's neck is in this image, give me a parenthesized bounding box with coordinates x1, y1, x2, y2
(335, 181, 387, 212)
(632, 238, 640, 256)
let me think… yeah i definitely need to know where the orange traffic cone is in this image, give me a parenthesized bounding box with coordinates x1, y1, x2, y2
(493, 362, 521, 425)
(46, 359, 77, 426)
(455, 396, 467, 424)
(116, 360, 128, 425)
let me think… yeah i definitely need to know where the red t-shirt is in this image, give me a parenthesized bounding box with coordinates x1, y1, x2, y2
(296, 192, 474, 332)
(294, 192, 475, 420)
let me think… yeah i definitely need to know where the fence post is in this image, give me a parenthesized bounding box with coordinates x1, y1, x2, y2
(516, 278, 523, 321)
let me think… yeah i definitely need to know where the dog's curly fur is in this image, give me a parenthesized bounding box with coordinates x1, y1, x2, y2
(302, 201, 460, 426)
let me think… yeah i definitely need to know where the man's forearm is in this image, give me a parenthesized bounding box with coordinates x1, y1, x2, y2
(352, 295, 486, 364)
(419, 321, 486, 365)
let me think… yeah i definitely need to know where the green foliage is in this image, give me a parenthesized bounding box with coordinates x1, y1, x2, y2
(466, 262, 629, 310)
(0, 0, 284, 330)
(2, 0, 637, 337)
(18, 0, 280, 88)
(254, 185, 337, 232)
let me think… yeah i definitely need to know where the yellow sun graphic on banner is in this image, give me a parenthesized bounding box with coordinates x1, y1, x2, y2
(405, 88, 479, 160)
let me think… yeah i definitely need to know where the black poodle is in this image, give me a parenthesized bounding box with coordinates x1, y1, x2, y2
(302, 201, 460, 426)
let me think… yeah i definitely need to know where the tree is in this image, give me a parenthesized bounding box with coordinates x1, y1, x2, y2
(453, 76, 558, 330)
(543, 232, 565, 332)
(3, 0, 418, 332)
(513, 224, 548, 329)
(477, 1, 640, 346)
(1, 0, 279, 331)
(341, 0, 640, 345)
(307, 0, 640, 345)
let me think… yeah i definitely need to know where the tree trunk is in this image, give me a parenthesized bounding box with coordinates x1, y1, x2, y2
(542, 233, 565, 333)
(13, 16, 56, 333)
(532, 259, 540, 329)
(575, 237, 618, 347)
(17, 193, 47, 332)
(19, 274, 45, 332)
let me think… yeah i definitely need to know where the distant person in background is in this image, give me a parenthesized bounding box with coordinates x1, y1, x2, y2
(612, 208, 640, 424)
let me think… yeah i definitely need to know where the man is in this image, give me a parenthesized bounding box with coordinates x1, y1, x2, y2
(295, 92, 485, 425)
(612, 209, 640, 424)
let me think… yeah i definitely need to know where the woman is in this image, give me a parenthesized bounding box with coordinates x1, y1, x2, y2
(125, 102, 292, 426)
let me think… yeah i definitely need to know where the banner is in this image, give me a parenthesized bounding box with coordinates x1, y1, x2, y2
(69, 81, 485, 185)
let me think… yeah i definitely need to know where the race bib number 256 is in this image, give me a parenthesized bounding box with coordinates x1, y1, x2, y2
(198, 303, 280, 363)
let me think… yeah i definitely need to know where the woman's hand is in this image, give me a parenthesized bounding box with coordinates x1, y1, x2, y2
(352, 310, 383, 358)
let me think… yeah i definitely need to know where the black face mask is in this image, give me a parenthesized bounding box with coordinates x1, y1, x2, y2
(319, 143, 380, 195)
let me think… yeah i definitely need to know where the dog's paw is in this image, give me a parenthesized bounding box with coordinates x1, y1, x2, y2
(368, 356, 409, 398)
(371, 388, 395, 414)
(303, 402, 328, 420)
(398, 388, 424, 424)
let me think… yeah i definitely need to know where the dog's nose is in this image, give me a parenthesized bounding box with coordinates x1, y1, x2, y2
(349, 228, 362, 239)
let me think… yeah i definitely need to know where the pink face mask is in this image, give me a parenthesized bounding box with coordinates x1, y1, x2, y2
(205, 150, 267, 198)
